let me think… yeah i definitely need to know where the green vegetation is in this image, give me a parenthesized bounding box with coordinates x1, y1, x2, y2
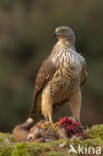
(0, 124, 103, 156)
(0, 0, 103, 132)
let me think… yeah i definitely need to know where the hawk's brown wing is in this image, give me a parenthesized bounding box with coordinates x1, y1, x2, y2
(29, 57, 56, 119)
(80, 56, 87, 87)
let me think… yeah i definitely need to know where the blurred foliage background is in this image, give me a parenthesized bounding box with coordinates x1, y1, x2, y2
(0, 0, 103, 132)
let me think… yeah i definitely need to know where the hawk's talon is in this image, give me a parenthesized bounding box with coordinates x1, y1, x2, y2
(54, 121, 60, 126)
(51, 124, 57, 132)
(51, 122, 60, 132)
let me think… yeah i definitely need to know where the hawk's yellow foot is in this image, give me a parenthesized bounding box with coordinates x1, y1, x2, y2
(48, 114, 59, 132)
(51, 122, 60, 132)
(54, 121, 60, 127)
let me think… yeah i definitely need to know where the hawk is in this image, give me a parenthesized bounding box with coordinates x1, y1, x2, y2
(29, 25, 87, 127)
(13, 26, 87, 140)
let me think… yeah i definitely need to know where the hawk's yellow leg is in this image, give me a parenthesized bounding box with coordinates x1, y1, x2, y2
(49, 114, 60, 131)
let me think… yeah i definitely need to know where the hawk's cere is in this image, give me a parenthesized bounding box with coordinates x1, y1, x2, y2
(13, 26, 87, 140)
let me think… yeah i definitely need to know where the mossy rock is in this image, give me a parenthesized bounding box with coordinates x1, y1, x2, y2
(0, 124, 103, 156)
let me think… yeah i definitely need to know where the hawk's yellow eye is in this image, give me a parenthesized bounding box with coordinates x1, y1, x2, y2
(62, 29, 67, 33)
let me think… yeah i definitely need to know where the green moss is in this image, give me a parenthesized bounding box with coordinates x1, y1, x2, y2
(85, 124, 103, 139)
(92, 138, 103, 145)
(47, 151, 68, 156)
(83, 138, 103, 147)
(12, 143, 32, 156)
(0, 124, 103, 156)
(0, 133, 14, 144)
(0, 145, 12, 156)
(11, 142, 55, 156)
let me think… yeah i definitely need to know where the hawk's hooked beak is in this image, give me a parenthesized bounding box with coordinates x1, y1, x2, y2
(54, 31, 59, 37)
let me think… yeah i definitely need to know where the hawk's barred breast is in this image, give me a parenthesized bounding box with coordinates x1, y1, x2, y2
(43, 41, 84, 104)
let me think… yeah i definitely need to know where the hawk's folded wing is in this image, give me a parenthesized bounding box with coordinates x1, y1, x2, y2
(29, 57, 56, 118)
(80, 56, 87, 87)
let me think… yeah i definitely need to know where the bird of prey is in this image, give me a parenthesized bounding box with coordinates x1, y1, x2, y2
(29, 25, 87, 128)
(13, 26, 87, 140)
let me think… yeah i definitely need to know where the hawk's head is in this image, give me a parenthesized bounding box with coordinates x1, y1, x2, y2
(54, 26, 75, 43)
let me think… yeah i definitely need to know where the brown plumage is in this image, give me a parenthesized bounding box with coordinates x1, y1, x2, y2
(13, 25, 87, 141)
(30, 58, 56, 120)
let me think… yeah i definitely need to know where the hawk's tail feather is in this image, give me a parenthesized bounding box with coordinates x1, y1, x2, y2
(29, 93, 43, 120)
(28, 100, 38, 119)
